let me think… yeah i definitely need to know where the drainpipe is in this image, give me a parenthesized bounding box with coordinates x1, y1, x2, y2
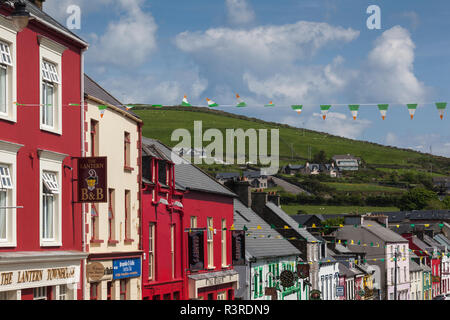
(80, 48, 86, 300)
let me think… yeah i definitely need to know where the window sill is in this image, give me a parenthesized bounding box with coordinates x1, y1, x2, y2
(124, 166, 134, 172)
(0, 242, 16, 248)
(207, 267, 216, 270)
(0, 114, 16, 123)
(124, 238, 134, 244)
(108, 240, 119, 245)
(40, 240, 62, 247)
(90, 239, 104, 244)
(40, 125, 62, 136)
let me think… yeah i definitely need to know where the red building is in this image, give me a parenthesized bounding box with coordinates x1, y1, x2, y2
(0, 1, 88, 300)
(403, 233, 441, 297)
(141, 138, 239, 300)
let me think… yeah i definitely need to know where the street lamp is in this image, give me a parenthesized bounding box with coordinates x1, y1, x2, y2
(1, 0, 31, 32)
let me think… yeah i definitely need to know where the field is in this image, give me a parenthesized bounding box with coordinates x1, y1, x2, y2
(322, 182, 406, 193)
(281, 204, 400, 215)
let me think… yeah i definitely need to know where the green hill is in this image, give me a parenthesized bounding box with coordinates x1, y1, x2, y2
(133, 105, 450, 176)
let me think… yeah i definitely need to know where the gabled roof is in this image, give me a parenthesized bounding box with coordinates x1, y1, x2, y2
(233, 199, 301, 259)
(142, 137, 236, 197)
(216, 172, 240, 179)
(409, 260, 422, 272)
(338, 263, 356, 277)
(291, 214, 320, 226)
(266, 202, 320, 243)
(26, 1, 88, 47)
(243, 171, 266, 179)
(422, 234, 445, 251)
(361, 221, 408, 243)
(84, 74, 141, 120)
(434, 234, 450, 250)
(411, 236, 434, 253)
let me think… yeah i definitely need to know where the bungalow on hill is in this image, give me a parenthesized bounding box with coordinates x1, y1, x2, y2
(332, 154, 361, 171)
(216, 172, 241, 185)
(282, 163, 338, 177)
(243, 171, 270, 189)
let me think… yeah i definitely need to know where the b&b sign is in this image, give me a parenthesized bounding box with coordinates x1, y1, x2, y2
(77, 157, 107, 203)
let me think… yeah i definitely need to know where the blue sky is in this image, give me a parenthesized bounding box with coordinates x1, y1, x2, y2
(46, 0, 450, 157)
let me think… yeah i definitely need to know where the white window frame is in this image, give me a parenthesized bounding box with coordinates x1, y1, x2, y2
(207, 217, 214, 269)
(38, 36, 65, 135)
(33, 287, 47, 300)
(148, 222, 155, 281)
(0, 16, 17, 123)
(171, 224, 175, 279)
(221, 219, 227, 267)
(39, 149, 67, 247)
(0, 140, 22, 247)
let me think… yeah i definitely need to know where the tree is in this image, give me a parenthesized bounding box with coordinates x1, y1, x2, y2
(398, 187, 439, 211)
(313, 150, 328, 164)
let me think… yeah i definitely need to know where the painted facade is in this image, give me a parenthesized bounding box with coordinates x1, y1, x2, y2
(318, 261, 339, 300)
(0, 2, 88, 300)
(83, 78, 143, 300)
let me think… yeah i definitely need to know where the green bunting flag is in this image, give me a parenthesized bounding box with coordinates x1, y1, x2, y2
(436, 102, 447, 120)
(69, 103, 81, 106)
(291, 105, 303, 115)
(98, 105, 108, 118)
(206, 98, 219, 107)
(151, 104, 163, 108)
(243, 225, 248, 231)
(181, 95, 191, 107)
(320, 105, 331, 120)
(407, 104, 418, 120)
(349, 105, 360, 120)
(264, 101, 275, 107)
(378, 104, 389, 120)
(236, 94, 247, 107)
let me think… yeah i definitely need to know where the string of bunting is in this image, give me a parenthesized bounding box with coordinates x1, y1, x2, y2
(175, 95, 448, 120)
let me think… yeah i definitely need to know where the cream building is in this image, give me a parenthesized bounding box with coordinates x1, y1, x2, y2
(82, 75, 143, 300)
(409, 260, 423, 300)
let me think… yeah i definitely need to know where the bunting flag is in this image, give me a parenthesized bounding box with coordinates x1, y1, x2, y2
(407, 104, 418, 120)
(236, 94, 247, 107)
(320, 105, 331, 120)
(181, 95, 191, 107)
(264, 101, 275, 107)
(206, 98, 219, 107)
(378, 104, 389, 120)
(98, 105, 107, 118)
(349, 105, 360, 120)
(436, 102, 447, 120)
(291, 105, 303, 114)
(151, 104, 163, 108)
(125, 105, 135, 111)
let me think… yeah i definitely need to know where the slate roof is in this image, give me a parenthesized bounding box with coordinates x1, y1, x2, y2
(84, 74, 140, 119)
(338, 263, 356, 277)
(422, 234, 445, 251)
(266, 202, 320, 243)
(142, 137, 236, 197)
(243, 171, 267, 179)
(291, 214, 318, 226)
(361, 221, 409, 243)
(26, 1, 88, 46)
(409, 260, 422, 272)
(411, 236, 434, 252)
(287, 164, 304, 170)
(233, 199, 302, 259)
(434, 234, 450, 250)
(216, 172, 240, 180)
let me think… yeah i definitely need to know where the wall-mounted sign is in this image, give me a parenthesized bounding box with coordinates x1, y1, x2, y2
(336, 286, 345, 297)
(232, 230, 245, 266)
(310, 289, 321, 300)
(86, 261, 113, 283)
(279, 270, 295, 288)
(188, 231, 204, 271)
(113, 258, 141, 280)
(265, 287, 278, 300)
(297, 264, 310, 279)
(77, 157, 107, 203)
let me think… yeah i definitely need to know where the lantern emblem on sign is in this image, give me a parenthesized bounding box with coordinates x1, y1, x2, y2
(86, 169, 98, 191)
(279, 270, 295, 288)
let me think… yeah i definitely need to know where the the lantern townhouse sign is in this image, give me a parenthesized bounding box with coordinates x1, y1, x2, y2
(77, 157, 107, 203)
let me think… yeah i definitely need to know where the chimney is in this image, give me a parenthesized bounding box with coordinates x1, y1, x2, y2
(226, 179, 252, 208)
(31, 0, 45, 10)
(267, 191, 280, 207)
(416, 230, 424, 241)
(251, 189, 268, 214)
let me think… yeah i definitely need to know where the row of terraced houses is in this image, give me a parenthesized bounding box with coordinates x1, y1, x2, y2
(1, 1, 450, 301)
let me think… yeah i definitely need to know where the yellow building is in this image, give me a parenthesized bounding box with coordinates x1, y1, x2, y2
(82, 75, 143, 300)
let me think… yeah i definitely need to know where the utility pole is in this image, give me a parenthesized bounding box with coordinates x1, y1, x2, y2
(394, 246, 400, 300)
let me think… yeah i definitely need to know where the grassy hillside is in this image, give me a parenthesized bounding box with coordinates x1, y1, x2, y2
(133, 106, 450, 175)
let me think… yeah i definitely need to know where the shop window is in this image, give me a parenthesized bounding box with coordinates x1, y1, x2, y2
(33, 287, 47, 300)
(152, 295, 160, 300)
(120, 279, 128, 300)
(217, 291, 227, 300)
(58, 285, 67, 300)
(90, 283, 99, 300)
(163, 293, 171, 300)
(107, 281, 112, 300)
(207, 293, 214, 300)
(173, 292, 180, 300)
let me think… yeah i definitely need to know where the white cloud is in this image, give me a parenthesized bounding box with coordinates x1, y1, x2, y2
(225, 0, 255, 25)
(303, 112, 372, 139)
(87, 0, 157, 67)
(44, 0, 113, 22)
(175, 21, 360, 73)
(100, 69, 208, 105)
(358, 25, 428, 103)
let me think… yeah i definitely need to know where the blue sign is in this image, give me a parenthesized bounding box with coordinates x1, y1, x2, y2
(336, 286, 345, 297)
(113, 258, 141, 280)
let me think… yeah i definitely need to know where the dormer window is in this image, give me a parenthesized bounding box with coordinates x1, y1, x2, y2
(158, 160, 168, 186)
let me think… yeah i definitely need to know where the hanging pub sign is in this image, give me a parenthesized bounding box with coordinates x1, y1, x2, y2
(188, 230, 205, 271)
(232, 230, 246, 266)
(279, 270, 295, 288)
(297, 263, 310, 279)
(77, 157, 107, 203)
